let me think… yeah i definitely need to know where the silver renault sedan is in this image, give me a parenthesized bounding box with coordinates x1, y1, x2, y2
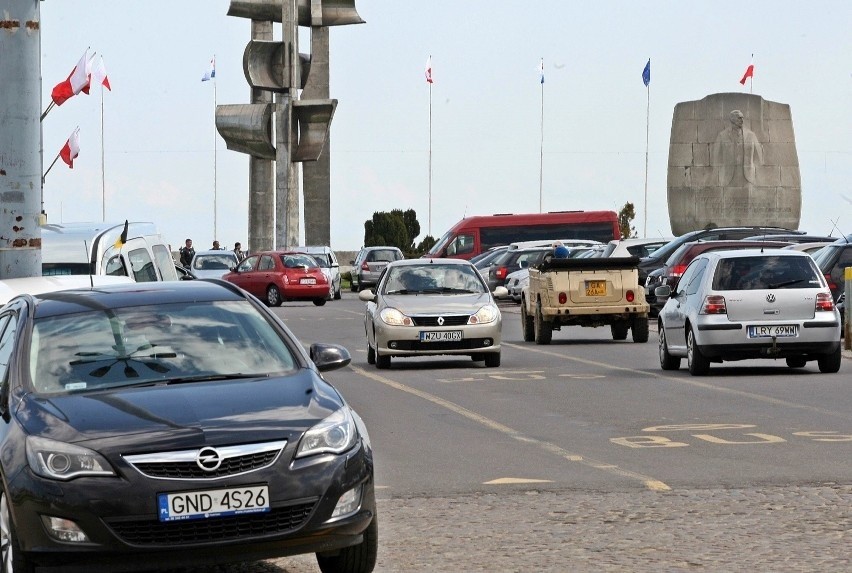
(656, 250, 842, 375)
(358, 259, 505, 368)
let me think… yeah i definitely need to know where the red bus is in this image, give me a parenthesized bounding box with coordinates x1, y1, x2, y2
(425, 211, 620, 260)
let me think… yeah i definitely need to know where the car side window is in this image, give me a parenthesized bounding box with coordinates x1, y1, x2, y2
(238, 256, 258, 272)
(675, 259, 702, 295)
(128, 248, 159, 282)
(685, 260, 707, 296)
(105, 254, 127, 277)
(152, 244, 179, 281)
(0, 314, 17, 384)
(258, 256, 275, 271)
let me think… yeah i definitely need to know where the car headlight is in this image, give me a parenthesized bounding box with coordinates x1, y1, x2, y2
(296, 408, 358, 458)
(469, 304, 500, 325)
(380, 307, 412, 326)
(26, 436, 115, 480)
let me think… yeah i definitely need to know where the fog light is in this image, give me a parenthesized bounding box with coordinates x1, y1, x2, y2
(483, 339, 492, 347)
(390, 341, 398, 349)
(329, 485, 362, 521)
(41, 516, 90, 543)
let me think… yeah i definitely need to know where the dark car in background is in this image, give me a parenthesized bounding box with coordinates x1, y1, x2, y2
(0, 280, 376, 572)
(810, 235, 852, 302)
(645, 240, 792, 315)
(470, 245, 509, 272)
(637, 227, 803, 284)
(487, 246, 553, 291)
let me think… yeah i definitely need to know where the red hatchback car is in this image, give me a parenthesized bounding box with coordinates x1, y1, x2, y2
(223, 251, 330, 306)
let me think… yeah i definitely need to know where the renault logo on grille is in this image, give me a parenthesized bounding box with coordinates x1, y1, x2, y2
(437, 316, 445, 326)
(766, 293, 776, 303)
(196, 447, 223, 471)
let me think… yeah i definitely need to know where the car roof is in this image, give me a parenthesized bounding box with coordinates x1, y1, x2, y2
(193, 249, 238, 257)
(0, 275, 135, 306)
(702, 248, 812, 261)
(388, 258, 473, 267)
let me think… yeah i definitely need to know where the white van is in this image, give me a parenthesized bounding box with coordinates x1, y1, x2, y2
(41, 222, 179, 282)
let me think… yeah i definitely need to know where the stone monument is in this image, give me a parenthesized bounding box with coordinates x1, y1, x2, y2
(667, 93, 801, 235)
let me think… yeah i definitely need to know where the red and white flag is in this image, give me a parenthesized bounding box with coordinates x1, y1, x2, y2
(60, 127, 81, 168)
(739, 56, 754, 85)
(89, 55, 112, 91)
(51, 50, 92, 105)
(425, 56, 433, 84)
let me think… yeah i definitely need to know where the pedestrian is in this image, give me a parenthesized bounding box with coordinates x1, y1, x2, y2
(212, 240, 222, 250)
(179, 238, 195, 267)
(552, 241, 570, 259)
(233, 242, 244, 260)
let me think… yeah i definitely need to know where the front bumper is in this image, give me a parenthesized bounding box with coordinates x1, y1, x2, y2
(374, 322, 502, 358)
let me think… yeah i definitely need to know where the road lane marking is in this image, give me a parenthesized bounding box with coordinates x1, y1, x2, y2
(350, 365, 670, 492)
(502, 342, 848, 419)
(484, 478, 553, 485)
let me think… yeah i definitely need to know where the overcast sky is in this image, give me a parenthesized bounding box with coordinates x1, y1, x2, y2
(39, 0, 852, 251)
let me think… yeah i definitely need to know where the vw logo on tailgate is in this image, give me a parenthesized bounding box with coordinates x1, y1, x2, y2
(766, 293, 776, 303)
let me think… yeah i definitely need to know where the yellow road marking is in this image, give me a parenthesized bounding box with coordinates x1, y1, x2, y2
(351, 365, 670, 492)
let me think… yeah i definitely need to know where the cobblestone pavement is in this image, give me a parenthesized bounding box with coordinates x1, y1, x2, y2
(167, 485, 852, 573)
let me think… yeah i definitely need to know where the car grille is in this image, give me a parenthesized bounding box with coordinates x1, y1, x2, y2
(412, 315, 469, 326)
(124, 441, 287, 480)
(105, 502, 316, 546)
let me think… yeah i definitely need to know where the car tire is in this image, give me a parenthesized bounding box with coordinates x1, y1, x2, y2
(266, 285, 282, 307)
(533, 301, 552, 345)
(375, 351, 391, 370)
(313, 298, 327, 307)
(484, 352, 501, 367)
(334, 285, 342, 300)
(686, 327, 710, 376)
(350, 282, 358, 293)
(1, 489, 35, 573)
(520, 301, 535, 342)
(316, 515, 378, 573)
(785, 357, 807, 368)
(367, 344, 375, 365)
(632, 316, 649, 343)
(817, 347, 841, 373)
(658, 324, 681, 371)
(610, 322, 629, 340)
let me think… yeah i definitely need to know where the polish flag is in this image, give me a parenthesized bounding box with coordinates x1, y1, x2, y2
(739, 59, 754, 85)
(60, 127, 81, 168)
(89, 55, 112, 91)
(425, 56, 433, 84)
(51, 50, 91, 105)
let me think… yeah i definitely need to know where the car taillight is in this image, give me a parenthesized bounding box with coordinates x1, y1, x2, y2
(495, 267, 507, 280)
(361, 262, 370, 271)
(626, 290, 635, 302)
(701, 295, 727, 315)
(815, 292, 835, 312)
(558, 292, 567, 304)
(671, 264, 687, 278)
(824, 274, 837, 291)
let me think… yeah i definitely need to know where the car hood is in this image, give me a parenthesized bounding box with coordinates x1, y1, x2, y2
(19, 370, 343, 448)
(381, 292, 495, 314)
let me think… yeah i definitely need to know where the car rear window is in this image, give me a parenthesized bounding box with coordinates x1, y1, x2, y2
(712, 256, 822, 291)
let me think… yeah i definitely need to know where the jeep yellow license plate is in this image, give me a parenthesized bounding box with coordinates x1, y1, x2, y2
(585, 280, 607, 296)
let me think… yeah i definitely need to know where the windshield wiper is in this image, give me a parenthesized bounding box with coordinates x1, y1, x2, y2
(160, 373, 272, 385)
(768, 279, 807, 289)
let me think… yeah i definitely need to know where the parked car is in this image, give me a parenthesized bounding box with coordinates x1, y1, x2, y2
(0, 275, 133, 306)
(223, 251, 330, 306)
(470, 245, 509, 271)
(782, 242, 835, 255)
(656, 250, 841, 375)
(487, 246, 553, 291)
(189, 249, 240, 279)
(0, 280, 376, 572)
(505, 267, 529, 303)
(601, 237, 673, 258)
(358, 259, 506, 368)
(741, 233, 839, 244)
(809, 235, 852, 302)
(350, 246, 404, 291)
(291, 246, 342, 300)
(645, 240, 792, 315)
(637, 226, 803, 284)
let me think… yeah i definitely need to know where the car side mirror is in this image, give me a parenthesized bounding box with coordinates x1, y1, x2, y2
(309, 343, 351, 372)
(654, 285, 672, 299)
(493, 286, 509, 298)
(358, 289, 376, 302)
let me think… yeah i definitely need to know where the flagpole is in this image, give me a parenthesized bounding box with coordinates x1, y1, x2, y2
(539, 58, 544, 214)
(643, 80, 650, 238)
(101, 86, 106, 221)
(428, 59, 432, 237)
(749, 53, 754, 94)
(43, 151, 61, 182)
(213, 55, 218, 242)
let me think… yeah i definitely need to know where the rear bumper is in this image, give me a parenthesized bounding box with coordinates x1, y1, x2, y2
(700, 340, 841, 360)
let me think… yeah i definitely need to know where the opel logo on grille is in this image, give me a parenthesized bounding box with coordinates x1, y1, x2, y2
(196, 447, 223, 471)
(766, 293, 776, 303)
(437, 316, 445, 326)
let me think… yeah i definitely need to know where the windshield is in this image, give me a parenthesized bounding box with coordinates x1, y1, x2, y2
(427, 230, 454, 256)
(192, 253, 237, 271)
(29, 301, 297, 395)
(712, 256, 822, 291)
(383, 264, 486, 294)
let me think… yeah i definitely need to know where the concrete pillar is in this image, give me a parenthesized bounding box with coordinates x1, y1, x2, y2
(302, 26, 331, 247)
(248, 19, 275, 254)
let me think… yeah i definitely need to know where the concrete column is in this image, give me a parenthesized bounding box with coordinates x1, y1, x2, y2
(0, 0, 42, 278)
(302, 26, 331, 247)
(275, 0, 299, 248)
(248, 20, 275, 254)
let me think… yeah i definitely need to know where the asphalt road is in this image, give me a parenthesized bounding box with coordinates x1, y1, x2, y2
(163, 293, 852, 573)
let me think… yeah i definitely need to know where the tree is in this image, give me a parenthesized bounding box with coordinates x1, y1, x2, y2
(363, 209, 436, 256)
(618, 202, 637, 239)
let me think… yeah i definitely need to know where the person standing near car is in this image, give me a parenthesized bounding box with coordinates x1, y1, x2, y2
(179, 238, 195, 267)
(233, 242, 244, 260)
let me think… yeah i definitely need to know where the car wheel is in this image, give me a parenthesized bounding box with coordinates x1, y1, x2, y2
(334, 285, 342, 300)
(350, 281, 358, 293)
(375, 351, 391, 369)
(313, 298, 327, 307)
(632, 316, 649, 343)
(785, 357, 807, 368)
(520, 301, 535, 342)
(367, 344, 375, 365)
(658, 324, 681, 371)
(817, 347, 841, 373)
(266, 285, 282, 307)
(1, 489, 35, 573)
(686, 327, 710, 376)
(484, 352, 501, 367)
(316, 515, 378, 573)
(533, 301, 552, 345)
(610, 322, 629, 340)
